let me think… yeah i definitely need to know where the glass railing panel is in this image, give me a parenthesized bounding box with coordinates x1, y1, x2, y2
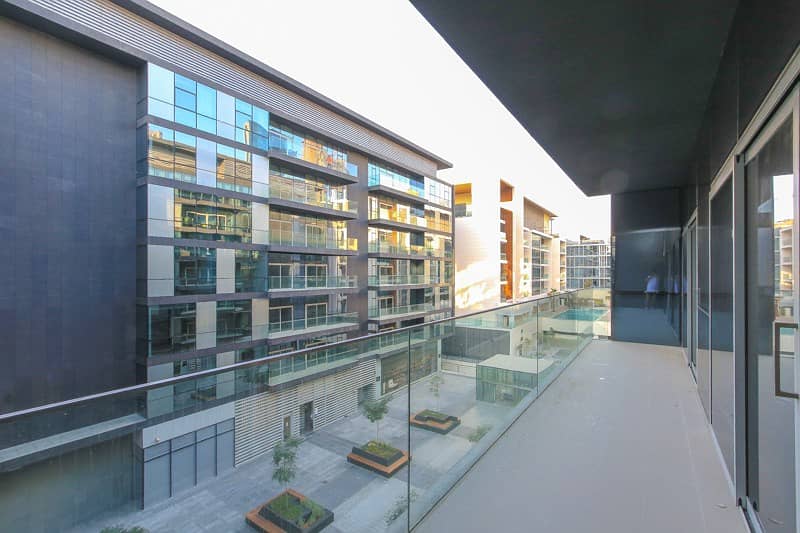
(409, 291, 594, 528)
(0, 291, 589, 533)
(269, 228, 356, 250)
(269, 174, 357, 213)
(267, 312, 359, 336)
(267, 275, 357, 290)
(368, 274, 438, 286)
(369, 303, 435, 318)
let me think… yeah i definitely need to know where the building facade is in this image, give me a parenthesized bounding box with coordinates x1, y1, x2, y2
(0, 0, 452, 517)
(453, 178, 563, 311)
(565, 236, 611, 289)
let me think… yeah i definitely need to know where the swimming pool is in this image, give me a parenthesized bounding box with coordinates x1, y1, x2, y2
(554, 308, 607, 321)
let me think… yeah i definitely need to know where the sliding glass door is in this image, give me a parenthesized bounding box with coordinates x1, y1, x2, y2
(744, 90, 799, 533)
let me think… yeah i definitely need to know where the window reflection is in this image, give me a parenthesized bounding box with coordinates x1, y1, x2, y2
(174, 189, 252, 243)
(138, 303, 196, 356)
(144, 63, 269, 149)
(216, 299, 252, 345)
(175, 247, 216, 295)
(269, 121, 352, 175)
(139, 124, 265, 193)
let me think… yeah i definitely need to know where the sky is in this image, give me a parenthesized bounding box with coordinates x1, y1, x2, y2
(150, 0, 611, 241)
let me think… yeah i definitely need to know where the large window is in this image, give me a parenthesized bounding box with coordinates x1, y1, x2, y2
(138, 123, 268, 194)
(368, 162, 424, 197)
(268, 121, 354, 176)
(174, 189, 252, 243)
(216, 299, 252, 346)
(175, 247, 216, 295)
(146, 63, 269, 149)
(269, 210, 349, 249)
(235, 250, 266, 292)
(138, 303, 196, 356)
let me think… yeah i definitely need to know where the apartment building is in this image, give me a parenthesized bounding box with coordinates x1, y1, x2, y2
(454, 178, 562, 311)
(0, 0, 452, 517)
(565, 236, 612, 289)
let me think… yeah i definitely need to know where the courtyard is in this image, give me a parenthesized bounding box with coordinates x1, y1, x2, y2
(74, 372, 517, 533)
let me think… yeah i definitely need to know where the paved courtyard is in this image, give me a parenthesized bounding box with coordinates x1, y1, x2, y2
(74, 372, 517, 533)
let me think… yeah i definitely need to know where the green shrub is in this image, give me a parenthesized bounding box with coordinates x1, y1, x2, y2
(468, 424, 492, 443)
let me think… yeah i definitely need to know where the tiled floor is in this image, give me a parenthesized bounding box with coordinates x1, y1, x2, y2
(413, 340, 749, 533)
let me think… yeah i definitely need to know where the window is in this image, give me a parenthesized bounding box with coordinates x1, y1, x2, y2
(175, 247, 216, 295)
(216, 299, 252, 345)
(235, 250, 264, 292)
(269, 305, 294, 331)
(138, 303, 196, 356)
(305, 302, 328, 326)
(268, 122, 350, 174)
(174, 189, 252, 243)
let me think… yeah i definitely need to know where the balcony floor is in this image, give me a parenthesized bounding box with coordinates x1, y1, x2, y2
(414, 340, 748, 533)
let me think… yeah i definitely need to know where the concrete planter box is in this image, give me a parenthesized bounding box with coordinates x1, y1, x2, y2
(246, 489, 334, 533)
(410, 410, 461, 435)
(347, 444, 409, 477)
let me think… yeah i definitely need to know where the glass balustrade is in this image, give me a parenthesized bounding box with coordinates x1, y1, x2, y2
(269, 173, 357, 213)
(368, 274, 439, 286)
(270, 228, 357, 251)
(0, 289, 605, 533)
(267, 275, 357, 291)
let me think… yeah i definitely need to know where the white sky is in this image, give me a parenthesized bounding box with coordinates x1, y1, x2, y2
(150, 0, 611, 240)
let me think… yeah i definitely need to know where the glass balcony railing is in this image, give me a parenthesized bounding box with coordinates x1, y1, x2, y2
(368, 210, 452, 234)
(369, 209, 427, 229)
(369, 302, 435, 318)
(267, 275, 357, 291)
(267, 312, 359, 336)
(0, 289, 603, 533)
(270, 229, 357, 251)
(368, 242, 449, 257)
(426, 219, 453, 233)
(268, 128, 358, 177)
(269, 174, 357, 213)
(368, 274, 439, 286)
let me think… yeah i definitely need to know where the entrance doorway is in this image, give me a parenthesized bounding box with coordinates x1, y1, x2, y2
(300, 402, 314, 434)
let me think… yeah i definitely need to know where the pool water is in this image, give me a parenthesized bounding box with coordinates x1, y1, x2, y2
(554, 308, 607, 321)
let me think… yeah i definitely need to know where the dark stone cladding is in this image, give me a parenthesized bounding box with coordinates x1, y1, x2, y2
(0, 17, 139, 413)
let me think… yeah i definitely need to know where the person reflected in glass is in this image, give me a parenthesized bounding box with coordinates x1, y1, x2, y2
(645, 271, 659, 310)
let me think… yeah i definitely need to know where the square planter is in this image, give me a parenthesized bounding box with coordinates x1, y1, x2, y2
(347, 442, 409, 477)
(246, 489, 334, 533)
(410, 410, 461, 434)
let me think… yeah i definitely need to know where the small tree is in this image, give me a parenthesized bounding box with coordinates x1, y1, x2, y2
(361, 397, 390, 443)
(272, 437, 301, 502)
(429, 373, 444, 411)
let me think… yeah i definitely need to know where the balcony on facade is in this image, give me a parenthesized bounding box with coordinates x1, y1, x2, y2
(368, 274, 440, 287)
(266, 311, 359, 340)
(268, 169, 357, 219)
(267, 121, 358, 183)
(368, 302, 436, 320)
(269, 215, 357, 255)
(368, 242, 450, 259)
(368, 196, 453, 235)
(267, 274, 358, 293)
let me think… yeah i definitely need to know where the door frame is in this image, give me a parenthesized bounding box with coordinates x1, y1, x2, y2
(683, 211, 698, 374)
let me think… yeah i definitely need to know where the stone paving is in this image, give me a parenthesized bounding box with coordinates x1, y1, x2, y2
(74, 373, 518, 533)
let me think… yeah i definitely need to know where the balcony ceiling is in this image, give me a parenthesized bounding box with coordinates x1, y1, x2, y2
(411, 0, 739, 196)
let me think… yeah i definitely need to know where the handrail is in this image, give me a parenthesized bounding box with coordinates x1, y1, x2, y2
(0, 289, 582, 423)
